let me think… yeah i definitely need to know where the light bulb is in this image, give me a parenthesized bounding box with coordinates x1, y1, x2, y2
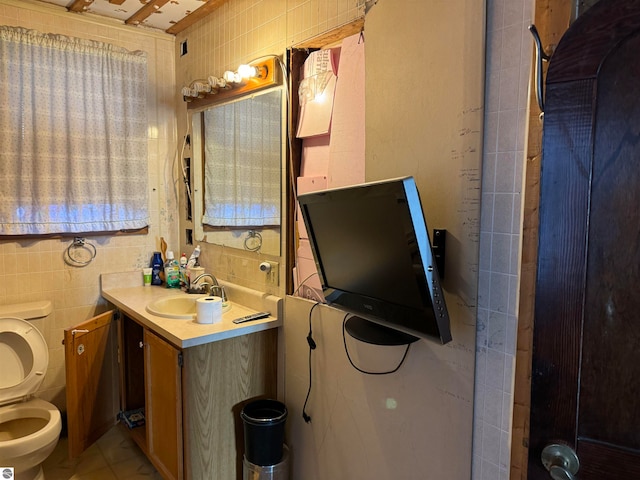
(208, 76, 229, 89)
(223, 70, 240, 84)
(181, 86, 197, 97)
(238, 64, 257, 79)
(193, 81, 211, 93)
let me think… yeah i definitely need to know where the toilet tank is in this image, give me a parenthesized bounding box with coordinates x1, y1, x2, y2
(0, 301, 53, 320)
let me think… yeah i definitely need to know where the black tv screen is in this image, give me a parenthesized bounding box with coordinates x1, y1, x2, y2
(298, 176, 451, 344)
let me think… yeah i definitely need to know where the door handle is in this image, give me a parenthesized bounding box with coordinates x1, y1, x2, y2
(528, 24, 552, 114)
(542, 444, 579, 480)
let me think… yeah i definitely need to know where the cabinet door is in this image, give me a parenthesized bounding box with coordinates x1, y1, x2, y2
(64, 310, 120, 459)
(120, 315, 146, 409)
(144, 329, 184, 480)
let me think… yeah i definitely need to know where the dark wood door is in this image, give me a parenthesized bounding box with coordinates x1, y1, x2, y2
(529, 1, 640, 478)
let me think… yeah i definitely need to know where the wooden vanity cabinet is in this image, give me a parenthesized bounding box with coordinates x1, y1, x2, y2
(143, 328, 183, 480)
(65, 309, 277, 480)
(118, 316, 184, 479)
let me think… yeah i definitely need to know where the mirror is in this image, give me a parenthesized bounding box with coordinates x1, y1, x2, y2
(192, 88, 284, 256)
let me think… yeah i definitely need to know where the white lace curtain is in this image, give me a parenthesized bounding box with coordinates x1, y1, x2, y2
(202, 90, 281, 227)
(0, 26, 149, 235)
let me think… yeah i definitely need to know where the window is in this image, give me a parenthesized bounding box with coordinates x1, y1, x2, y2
(0, 26, 149, 235)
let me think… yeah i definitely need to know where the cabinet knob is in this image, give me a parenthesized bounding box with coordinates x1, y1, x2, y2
(139, 341, 144, 349)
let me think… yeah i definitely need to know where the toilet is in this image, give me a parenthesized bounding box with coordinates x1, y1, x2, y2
(0, 301, 62, 480)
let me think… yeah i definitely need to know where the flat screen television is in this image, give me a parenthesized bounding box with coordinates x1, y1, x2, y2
(297, 176, 452, 345)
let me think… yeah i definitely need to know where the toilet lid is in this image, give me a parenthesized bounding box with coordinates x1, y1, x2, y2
(0, 317, 48, 405)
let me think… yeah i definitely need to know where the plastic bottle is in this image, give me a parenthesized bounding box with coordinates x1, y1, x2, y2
(164, 251, 181, 288)
(150, 252, 163, 286)
(186, 245, 201, 269)
(179, 253, 188, 287)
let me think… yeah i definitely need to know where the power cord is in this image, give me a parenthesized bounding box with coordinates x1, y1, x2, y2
(342, 314, 411, 375)
(291, 272, 320, 297)
(302, 302, 321, 423)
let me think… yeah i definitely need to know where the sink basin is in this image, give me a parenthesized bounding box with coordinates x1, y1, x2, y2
(146, 294, 231, 320)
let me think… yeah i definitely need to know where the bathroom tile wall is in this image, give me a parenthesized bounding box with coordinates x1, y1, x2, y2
(0, 0, 178, 409)
(473, 0, 533, 478)
(175, 0, 364, 296)
(175, 0, 362, 82)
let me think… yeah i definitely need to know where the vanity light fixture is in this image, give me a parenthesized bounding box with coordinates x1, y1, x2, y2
(181, 80, 211, 100)
(182, 55, 281, 106)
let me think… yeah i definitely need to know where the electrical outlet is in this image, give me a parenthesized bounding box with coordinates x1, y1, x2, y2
(266, 261, 279, 286)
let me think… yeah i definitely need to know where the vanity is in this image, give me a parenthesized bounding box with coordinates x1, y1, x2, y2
(64, 271, 281, 480)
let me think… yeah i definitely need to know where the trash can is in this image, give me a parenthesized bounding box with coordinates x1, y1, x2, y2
(243, 445, 290, 480)
(241, 399, 288, 466)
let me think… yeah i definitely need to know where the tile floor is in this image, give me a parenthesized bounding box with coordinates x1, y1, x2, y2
(42, 426, 161, 480)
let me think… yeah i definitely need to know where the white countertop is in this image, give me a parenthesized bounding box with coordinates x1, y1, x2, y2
(101, 272, 282, 349)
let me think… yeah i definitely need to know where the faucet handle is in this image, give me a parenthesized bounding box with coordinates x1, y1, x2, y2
(210, 285, 227, 303)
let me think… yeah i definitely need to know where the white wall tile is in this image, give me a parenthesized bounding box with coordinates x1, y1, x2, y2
(495, 151, 517, 192)
(497, 108, 519, 152)
(473, 0, 532, 476)
(490, 234, 512, 274)
(483, 386, 504, 428)
(488, 310, 507, 352)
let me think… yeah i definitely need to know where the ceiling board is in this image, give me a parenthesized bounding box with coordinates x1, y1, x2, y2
(38, 0, 222, 34)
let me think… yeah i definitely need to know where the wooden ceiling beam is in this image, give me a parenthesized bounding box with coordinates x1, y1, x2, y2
(125, 0, 170, 26)
(67, 0, 94, 13)
(166, 0, 227, 35)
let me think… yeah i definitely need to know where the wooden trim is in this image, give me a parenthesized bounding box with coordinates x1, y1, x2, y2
(166, 0, 227, 35)
(202, 224, 280, 232)
(125, 0, 170, 26)
(0, 226, 149, 241)
(286, 48, 305, 294)
(67, 0, 93, 13)
(293, 18, 365, 49)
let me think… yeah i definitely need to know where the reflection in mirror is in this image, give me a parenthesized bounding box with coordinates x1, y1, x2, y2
(192, 88, 283, 255)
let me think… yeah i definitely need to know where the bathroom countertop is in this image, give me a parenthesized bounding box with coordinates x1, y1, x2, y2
(101, 272, 282, 349)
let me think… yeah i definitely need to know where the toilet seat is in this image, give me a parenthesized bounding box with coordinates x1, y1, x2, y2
(0, 317, 49, 406)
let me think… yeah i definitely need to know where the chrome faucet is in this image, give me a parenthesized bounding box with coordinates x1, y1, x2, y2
(191, 272, 219, 288)
(189, 273, 227, 303)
